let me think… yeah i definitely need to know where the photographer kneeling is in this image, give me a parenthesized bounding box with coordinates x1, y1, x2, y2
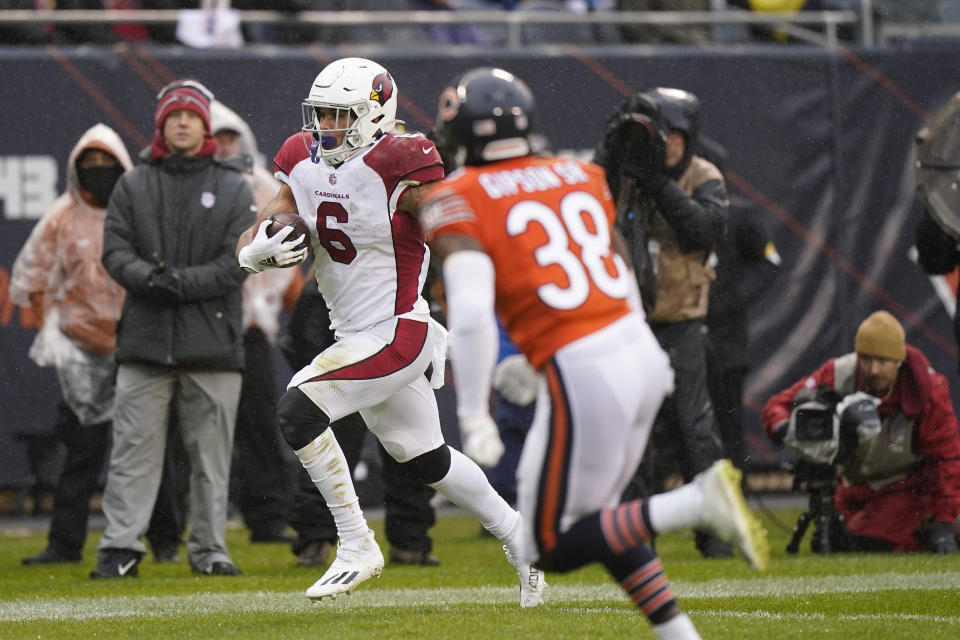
(762, 311, 960, 553)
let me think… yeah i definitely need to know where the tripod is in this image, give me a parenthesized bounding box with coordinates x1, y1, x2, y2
(786, 461, 850, 554)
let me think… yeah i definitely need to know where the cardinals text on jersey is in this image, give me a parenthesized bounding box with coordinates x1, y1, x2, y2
(274, 132, 444, 334)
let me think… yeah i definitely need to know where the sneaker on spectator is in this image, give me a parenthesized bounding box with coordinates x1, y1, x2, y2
(22, 547, 82, 565)
(151, 541, 182, 564)
(190, 560, 242, 576)
(89, 548, 143, 579)
(695, 530, 734, 559)
(297, 540, 333, 568)
(388, 547, 440, 566)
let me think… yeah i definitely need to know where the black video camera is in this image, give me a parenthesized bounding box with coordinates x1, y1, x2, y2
(793, 401, 837, 442)
(784, 387, 880, 555)
(606, 92, 667, 181)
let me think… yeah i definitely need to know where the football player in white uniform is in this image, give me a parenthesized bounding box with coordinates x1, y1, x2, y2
(235, 57, 545, 606)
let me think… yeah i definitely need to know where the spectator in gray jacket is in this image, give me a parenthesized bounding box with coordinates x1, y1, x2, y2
(91, 79, 256, 578)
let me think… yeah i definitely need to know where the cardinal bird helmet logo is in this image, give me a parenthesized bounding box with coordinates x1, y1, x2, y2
(370, 72, 394, 107)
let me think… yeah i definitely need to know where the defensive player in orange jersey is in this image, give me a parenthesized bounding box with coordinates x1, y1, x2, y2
(419, 68, 769, 640)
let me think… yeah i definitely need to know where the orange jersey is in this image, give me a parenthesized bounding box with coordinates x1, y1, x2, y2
(421, 155, 633, 368)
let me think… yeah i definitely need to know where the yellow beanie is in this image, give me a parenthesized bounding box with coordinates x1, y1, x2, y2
(855, 311, 906, 361)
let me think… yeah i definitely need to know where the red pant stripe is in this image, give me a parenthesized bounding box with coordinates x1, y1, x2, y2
(538, 363, 571, 553)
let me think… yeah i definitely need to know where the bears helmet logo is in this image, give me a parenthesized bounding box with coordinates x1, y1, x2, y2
(370, 72, 394, 107)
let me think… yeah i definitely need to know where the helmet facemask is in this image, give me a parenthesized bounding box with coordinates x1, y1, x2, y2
(301, 100, 375, 166)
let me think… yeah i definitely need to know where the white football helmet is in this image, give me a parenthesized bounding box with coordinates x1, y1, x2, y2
(301, 57, 400, 166)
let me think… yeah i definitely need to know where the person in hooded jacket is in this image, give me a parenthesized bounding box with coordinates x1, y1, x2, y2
(595, 87, 732, 559)
(11, 124, 131, 566)
(92, 80, 256, 578)
(12, 124, 200, 566)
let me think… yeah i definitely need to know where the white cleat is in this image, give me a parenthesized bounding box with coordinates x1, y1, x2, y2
(503, 544, 546, 608)
(695, 459, 770, 572)
(305, 530, 384, 601)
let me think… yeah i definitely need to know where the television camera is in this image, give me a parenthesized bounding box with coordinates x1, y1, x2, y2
(783, 388, 881, 554)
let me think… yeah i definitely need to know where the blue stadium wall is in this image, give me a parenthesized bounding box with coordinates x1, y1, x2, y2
(1, 43, 959, 487)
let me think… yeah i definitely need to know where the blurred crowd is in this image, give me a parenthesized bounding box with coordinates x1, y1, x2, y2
(0, 0, 956, 48)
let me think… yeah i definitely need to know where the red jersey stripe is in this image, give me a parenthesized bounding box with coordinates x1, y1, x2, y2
(305, 319, 427, 382)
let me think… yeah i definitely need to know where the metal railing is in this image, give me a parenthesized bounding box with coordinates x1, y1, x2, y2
(0, 9, 864, 50)
(879, 21, 960, 45)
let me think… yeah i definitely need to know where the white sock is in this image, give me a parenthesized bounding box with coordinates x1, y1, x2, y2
(430, 446, 520, 543)
(647, 483, 704, 535)
(295, 430, 368, 544)
(652, 613, 701, 640)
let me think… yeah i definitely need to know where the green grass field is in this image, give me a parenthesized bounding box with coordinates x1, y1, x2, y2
(2, 505, 959, 639)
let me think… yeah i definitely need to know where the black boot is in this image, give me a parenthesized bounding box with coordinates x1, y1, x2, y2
(695, 530, 733, 559)
(22, 547, 82, 565)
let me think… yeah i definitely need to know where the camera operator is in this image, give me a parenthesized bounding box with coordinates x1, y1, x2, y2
(762, 311, 960, 553)
(595, 88, 731, 558)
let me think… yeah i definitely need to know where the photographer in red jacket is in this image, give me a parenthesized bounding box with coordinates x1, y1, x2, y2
(762, 311, 960, 552)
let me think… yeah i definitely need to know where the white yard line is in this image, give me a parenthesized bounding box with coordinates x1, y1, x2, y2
(696, 609, 960, 625)
(673, 571, 960, 598)
(565, 607, 960, 625)
(3, 571, 959, 622)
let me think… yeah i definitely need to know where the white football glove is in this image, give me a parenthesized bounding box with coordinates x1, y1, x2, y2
(492, 354, 539, 406)
(238, 219, 308, 273)
(459, 413, 505, 468)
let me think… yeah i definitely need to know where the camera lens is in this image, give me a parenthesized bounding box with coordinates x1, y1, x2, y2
(795, 407, 833, 441)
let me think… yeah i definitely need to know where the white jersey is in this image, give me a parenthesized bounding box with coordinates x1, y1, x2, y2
(274, 132, 444, 335)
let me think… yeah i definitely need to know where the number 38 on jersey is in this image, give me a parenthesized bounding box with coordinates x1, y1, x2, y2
(421, 156, 635, 367)
(506, 191, 631, 310)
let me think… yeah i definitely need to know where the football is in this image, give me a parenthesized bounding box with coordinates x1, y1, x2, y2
(266, 212, 311, 254)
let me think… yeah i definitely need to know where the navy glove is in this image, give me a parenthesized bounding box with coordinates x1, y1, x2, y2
(146, 267, 182, 305)
(927, 521, 958, 554)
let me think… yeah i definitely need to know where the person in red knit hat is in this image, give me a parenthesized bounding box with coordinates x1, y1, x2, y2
(91, 79, 257, 578)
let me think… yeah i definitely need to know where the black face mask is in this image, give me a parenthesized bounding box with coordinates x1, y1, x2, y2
(76, 165, 124, 208)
